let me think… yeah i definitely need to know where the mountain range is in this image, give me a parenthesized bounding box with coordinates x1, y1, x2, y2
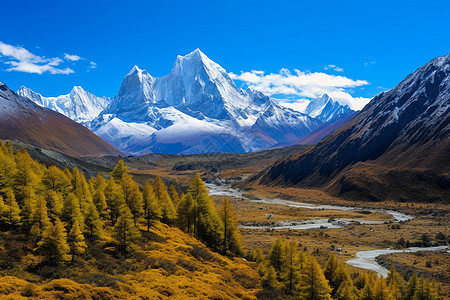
(257, 54, 450, 203)
(0, 82, 121, 157)
(18, 49, 354, 155)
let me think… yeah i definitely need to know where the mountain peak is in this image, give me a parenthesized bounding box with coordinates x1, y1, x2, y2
(70, 86, 86, 94)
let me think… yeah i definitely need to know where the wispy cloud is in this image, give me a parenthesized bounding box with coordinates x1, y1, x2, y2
(324, 64, 344, 72)
(0, 41, 77, 74)
(230, 68, 371, 110)
(64, 53, 82, 61)
(89, 61, 97, 69)
(365, 61, 376, 66)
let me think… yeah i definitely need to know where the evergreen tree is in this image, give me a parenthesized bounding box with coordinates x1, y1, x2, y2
(361, 275, 376, 300)
(168, 184, 180, 207)
(177, 192, 195, 234)
(111, 159, 129, 181)
(61, 193, 84, 230)
(153, 176, 177, 224)
(1, 188, 21, 226)
(219, 198, 243, 256)
(387, 265, 405, 300)
(113, 205, 141, 255)
(68, 219, 87, 261)
(142, 182, 161, 231)
(336, 280, 358, 300)
(323, 254, 340, 290)
(0, 147, 16, 190)
(12, 151, 40, 203)
(41, 166, 71, 195)
(84, 203, 104, 241)
(262, 265, 283, 290)
(72, 170, 93, 216)
(92, 184, 108, 219)
(268, 237, 285, 274)
(121, 172, 143, 226)
(104, 178, 125, 223)
(188, 174, 222, 250)
(406, 273, 418, 300)
(37, 218, 71, 263)
(45, 191, 64, 218)
(373, 277, 393, 300)
(30, 196, 51, 239)
(281, 241, 301, 294)
(298, 256, 332, 300)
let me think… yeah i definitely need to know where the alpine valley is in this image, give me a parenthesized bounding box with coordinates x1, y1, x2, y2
(18, 49, 355, 155)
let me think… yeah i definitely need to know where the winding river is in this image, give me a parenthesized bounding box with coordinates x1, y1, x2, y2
(206, 183, 447, 276)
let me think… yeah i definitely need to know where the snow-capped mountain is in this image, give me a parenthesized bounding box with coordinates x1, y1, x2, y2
(91, 49, 322, 155)
(0, 82, 121, 157)
(259, 54, 450, 202)
(18, 86, 110, 125)
(304, 94, 355, 123)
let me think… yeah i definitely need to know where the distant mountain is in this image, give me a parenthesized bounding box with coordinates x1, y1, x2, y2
(305, 93, 355, 123)
(258, 54, 450, 203)
(91, 49, 322, 154)
(18, 86, 110, 125)
(0, 82, 121, 157)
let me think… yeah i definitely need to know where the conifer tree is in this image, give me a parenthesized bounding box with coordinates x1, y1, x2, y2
(73, 171, 93, 216)
(30, 196, 51, 239)
(336, 280, 358, 300)
(113, 205, 141, 255)
(111, 159, 129, 181)
(355, 273, 369, 290)
(361, 275, 376, 300)
(387, 265, 405, 300)
(1, 188, 21, 226)
(188, 174, 222, 250)
(0, 195, 4, 227)
(168, 184, 180, 207)
(219, 198, 243, 256)
(153, 176, 177, 224)
(298, 256, 332, 300)
(42, 166, 71, 195)
(323, 254, 340, 289)
(37, 218, 71, 263)
(104, 178, 125, 223)
(61, 193, 84, 230)
(0, 148, 16, 190)
(373, 277, 392, 300)
(68, 218, 87, 261)
(84, 203, 104, 241)
(268, 237, 285, 274)
(262, 265, 283, 290)
(92, 185, 108, 219)
(406, 273, 418, 300)
(13, 151, 40, 203)
(45, 191, 64, 218)
(121, 172, 143, 226)
(142, 182, 161, 231)
(281, 241, 301, 294)
(177, 192, 195, 234)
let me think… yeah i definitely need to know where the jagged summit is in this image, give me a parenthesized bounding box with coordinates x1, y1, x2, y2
(18, 85, 111, 125)
(90, 49, 323, 154)
(305, 94, 355, 123)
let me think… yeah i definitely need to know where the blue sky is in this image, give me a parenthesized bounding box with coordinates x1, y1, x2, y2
(1, 0, 449, 110)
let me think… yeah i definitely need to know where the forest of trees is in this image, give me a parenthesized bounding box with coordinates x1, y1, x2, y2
(250, 237, 441, 299)
(0, 140, 243, 261)
(0, 140, 442, 299)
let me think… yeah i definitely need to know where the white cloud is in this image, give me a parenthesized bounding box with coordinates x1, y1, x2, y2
(230, 68, 370, 110)
(0, 41, 74, 75)
(64, 53, 82, 61)
(365, 61, 376, 66)
(89, 61, 97, 69)
(324, 64, 344, 72)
